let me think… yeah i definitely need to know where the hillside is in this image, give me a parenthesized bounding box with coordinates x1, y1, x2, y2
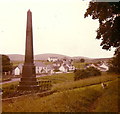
(7, 54, 24, 61)
(7, 53, 111, 62)
(2, 73, 119, 112)
(7, 53, 71, 61)
(35, 53, 71, 60)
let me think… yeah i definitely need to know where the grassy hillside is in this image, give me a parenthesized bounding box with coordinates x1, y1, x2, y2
(2, 73, 119, 112)
(73, 62, 86, 69)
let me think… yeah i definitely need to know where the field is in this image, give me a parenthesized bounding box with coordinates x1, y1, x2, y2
(0, 75, 12, 82)
(73, 62, 86, 69)
(2, 73, 119, 112)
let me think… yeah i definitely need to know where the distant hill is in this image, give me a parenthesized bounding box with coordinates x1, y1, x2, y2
(90, 58, 111, 63)
(7, 53, 71, 61)
(7, 53, 111, 63)
(7, 54, 24, 61)
(35, 53, 71, 60)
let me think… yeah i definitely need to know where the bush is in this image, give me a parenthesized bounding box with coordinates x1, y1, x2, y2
(108, 53, 120, 74)
(54, 69, 60, 72)
(74, 67, 101, 81)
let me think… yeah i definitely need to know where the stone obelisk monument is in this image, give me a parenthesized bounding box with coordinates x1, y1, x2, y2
(18, 9, 39, 91)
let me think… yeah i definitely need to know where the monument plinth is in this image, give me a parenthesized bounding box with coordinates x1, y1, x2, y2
(18, 10, 39, 91)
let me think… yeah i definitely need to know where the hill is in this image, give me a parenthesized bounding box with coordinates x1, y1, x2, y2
(7, 54, 24, 61)
(7, 53, 71, 61)
(7, 53, 111, 62)
(35, 53, 71, 60)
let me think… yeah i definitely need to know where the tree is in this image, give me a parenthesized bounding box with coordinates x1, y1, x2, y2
(2, 55, 13, 74)
(74, 67, 101, 81)
(84, 2, 120, 53)
(108, 53, 120, 74)
(80, 58, 85, 63)
(84, 1, 120, 74)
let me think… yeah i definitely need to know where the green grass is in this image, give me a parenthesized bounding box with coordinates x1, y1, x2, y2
(2, 81, 19, 88)
(93, 79, 119, 112)
(73, 62, 86, 69)
(2, 73, 118, 98)
(35, 60, 53, 65)
(2, 78, 119, 112)
(2, 73, 119, 112)
(38, 73, 74, 84)
(12, 61, 23, 67)
(52, 73, 118, 92)
(2, 83, 102, 112)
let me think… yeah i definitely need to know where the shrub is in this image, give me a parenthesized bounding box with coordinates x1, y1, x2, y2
(74, 67, 101, 81)
(108, 53, 120, 74)
(54, 69, 60, 72)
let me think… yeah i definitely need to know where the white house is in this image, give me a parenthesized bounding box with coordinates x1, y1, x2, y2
(13, 64, 23, 75)
(67, 64, 75, 71)
(53, 60, 63, 67)
(86, 62, 109, 72)
(35, 62, 47, 74)
(13, 62, 50, 75)
(86, 64, 98, 69)
(48, 57, 58, 62)
(46, 65, 54, 74)
(14, 67, 20, 75)
(97, 62, 109, 72)
(55, 59, 75, 73)
(59, 64, 69, 73)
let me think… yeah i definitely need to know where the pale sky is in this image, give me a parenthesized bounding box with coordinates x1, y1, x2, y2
(0, 0, 115, 58)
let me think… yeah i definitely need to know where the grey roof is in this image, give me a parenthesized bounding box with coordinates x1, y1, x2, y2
(63, 61, 71, 65)
(34, 62, 46, 67)
(62, 64, 69, 69)
(53, 66, 60, 70)
(18, 63, 23, 71)
(46, 64, 54, 70)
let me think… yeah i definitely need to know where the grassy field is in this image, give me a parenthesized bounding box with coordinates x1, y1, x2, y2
(38, 73, 74, 84)
(73, 62, 86, 69)
(52, 73, 118, 92)
(2, 78, 119, 112)
(2, 73, 119, 112)
(12, 61, 23, 67)
(35, 60, 53, 65)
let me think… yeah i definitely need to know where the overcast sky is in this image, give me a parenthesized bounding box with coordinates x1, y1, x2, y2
(0, 0, 115, 58)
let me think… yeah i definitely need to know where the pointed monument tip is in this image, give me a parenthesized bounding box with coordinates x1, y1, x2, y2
(28, 9, 31, 12)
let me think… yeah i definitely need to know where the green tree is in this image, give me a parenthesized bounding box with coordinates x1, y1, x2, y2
(80, 58, 85, 63)
(108, 53, 120, 74)
(84, 2, 120, 52)
(84, 1, 120, 74)
(74, 67, 101, 81)
(2, 55, 13, 74)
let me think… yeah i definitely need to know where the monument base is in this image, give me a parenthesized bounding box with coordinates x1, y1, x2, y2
(18, 77, 40, 91)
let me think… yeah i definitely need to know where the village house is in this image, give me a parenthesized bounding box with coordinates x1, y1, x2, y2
(96, 62, 109, 72)
(46, 64, 54, 74)
(13, 62, 49, 75)
(12, 63, 23, 75)
(86, 61, 109, 72)
(13, 59, 76, 75)
(59, 64, 69, 73)
(53, 60, 63, 67)
(35, 62, 47, 74)
(47, 57, 58, 62)
(58, 60, 75, 73)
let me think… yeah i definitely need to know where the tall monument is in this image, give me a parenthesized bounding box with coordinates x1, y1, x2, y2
(18, 10, 39, 91)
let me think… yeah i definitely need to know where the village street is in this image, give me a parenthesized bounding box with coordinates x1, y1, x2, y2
(0, 74, 47, 85)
